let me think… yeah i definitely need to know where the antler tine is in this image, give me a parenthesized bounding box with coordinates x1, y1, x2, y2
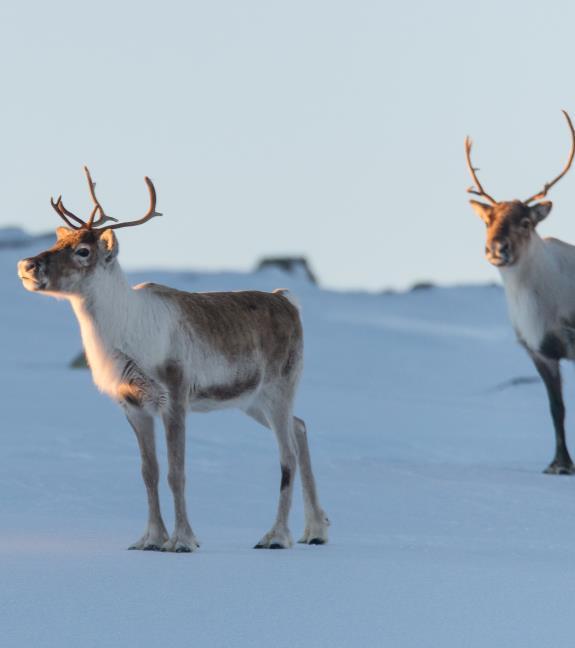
(104, 177, 162, 230)
(56, 197, 87, 227)
(524, 110, 575, 204)
(49, 196, 84, 229)
(84, 166, 117, 228)
(465, 136, 498, 205)
(90, 206, 119, 228)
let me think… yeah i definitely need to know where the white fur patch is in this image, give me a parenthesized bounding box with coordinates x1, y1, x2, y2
(500, 234, 575, 351)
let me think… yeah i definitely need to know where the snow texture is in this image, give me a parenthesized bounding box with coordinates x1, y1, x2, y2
(2, 232, 575, 647)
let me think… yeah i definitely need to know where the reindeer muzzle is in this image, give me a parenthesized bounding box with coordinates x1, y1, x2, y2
(17, 256, 48, 291)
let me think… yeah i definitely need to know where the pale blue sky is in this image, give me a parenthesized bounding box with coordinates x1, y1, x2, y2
(2, 0, 575, 290)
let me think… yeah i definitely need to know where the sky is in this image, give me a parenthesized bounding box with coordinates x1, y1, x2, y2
(2, 0, 575, 291)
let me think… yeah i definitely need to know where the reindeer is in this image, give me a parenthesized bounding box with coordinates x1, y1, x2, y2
(466, 110, 575, 475)
(17, 168, 329, 551)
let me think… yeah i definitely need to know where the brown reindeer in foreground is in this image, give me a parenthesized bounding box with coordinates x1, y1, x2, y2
(466, 111, 575, 474)
(18, 168, 329, 550)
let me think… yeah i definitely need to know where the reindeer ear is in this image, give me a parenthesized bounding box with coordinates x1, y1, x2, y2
(56, 226, 72, 241)
(98, 229, 119, 262)
(529, 201, 552, 224)
(469, 200, 493, 224)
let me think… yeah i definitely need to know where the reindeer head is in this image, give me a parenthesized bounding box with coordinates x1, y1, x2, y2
(466, 111, 575, 268)
(18, 167, 161, 295)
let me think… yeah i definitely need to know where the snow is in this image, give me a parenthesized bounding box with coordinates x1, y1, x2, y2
(3, 231, 575, 647)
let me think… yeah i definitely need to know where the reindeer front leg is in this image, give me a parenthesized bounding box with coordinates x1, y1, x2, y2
(125, 407, 169, 550)
(161, 405, 200, 552)
(528, 350, 575, 474)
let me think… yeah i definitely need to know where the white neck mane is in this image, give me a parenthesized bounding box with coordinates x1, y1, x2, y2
(67, 262, 175, 396)
(499, 233, 575, 349)
(67, 263, 135, 394)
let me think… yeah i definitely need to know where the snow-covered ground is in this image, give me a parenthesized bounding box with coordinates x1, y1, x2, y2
(2, 230, 575, 647)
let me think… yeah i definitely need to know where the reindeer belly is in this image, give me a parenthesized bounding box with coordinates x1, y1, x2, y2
(184, 357, 263, 413)
(189, 374, 261, 412)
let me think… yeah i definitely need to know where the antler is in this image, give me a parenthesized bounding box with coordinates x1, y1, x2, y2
(50, 195, 85, 229)
(524, 110, 575, 204)
(464, 136, 498, 205)
(49, 167, 160, 231)
(103, 177, 162, 230)
(83, 167, 118, 228)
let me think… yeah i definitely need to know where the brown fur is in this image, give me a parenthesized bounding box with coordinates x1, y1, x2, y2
(156, 360, 186, 405)
(280, 465, 291, 491)
(196, 373, 261, 401)
(139, 283, 303, 377)
(118, 354, 167, 410)
(483, 201, 532, 264)
(472, 199, 552, 268)
(155, 358, 261, 403)
(118, 383, 144, 407)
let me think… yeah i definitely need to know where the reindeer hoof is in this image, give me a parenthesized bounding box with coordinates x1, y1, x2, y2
(160, 534, 200, 553)
(254, 528, 292, 549)
(543, 462, 575, 475)
(128, 528, 170, 551)
(297, 517, 330, 545)
(128, 543, 162, 551)
(298, 536, 327, 545)
(254, 542, 288, 549)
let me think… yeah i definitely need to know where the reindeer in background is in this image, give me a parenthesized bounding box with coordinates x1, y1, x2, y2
(466, 111, 575, 474)
(17, 169, 329, 551)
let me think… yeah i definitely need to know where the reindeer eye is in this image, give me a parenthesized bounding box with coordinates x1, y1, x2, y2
(75, 247, 90, 258)
(520, 218, 531, 230)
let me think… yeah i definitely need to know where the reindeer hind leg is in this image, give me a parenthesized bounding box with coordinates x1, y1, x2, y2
(245, 404, 328, 547)
(293, 416, 330, 545)
(246, 400, 297, 549)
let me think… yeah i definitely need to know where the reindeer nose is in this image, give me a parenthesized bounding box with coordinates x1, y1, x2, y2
(499, 242, 509, 255)
(22, 258, 37, 272)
